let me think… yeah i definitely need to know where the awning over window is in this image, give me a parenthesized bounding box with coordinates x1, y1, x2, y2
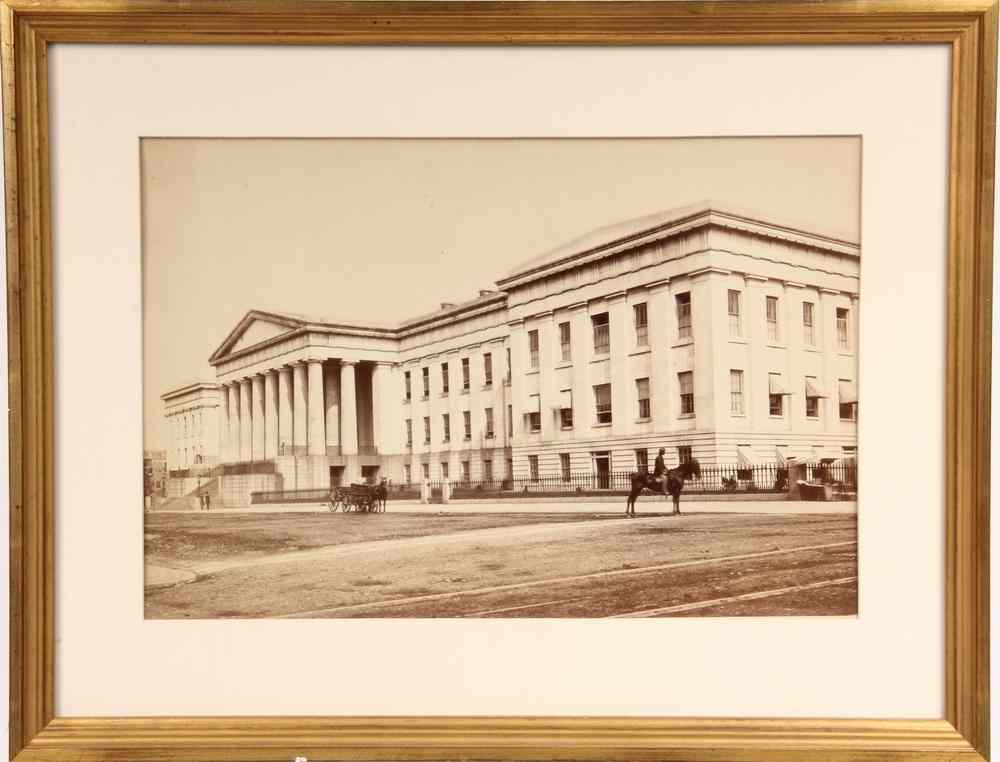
(736, 446, 754, 467)
(559, 389, 572, 409)
(838, 379, 858, 404)
(775, 447, 788, 466)
(528, 394, 541, 414)
(768, 374, 791, 395)
(805, 378, 827, 398)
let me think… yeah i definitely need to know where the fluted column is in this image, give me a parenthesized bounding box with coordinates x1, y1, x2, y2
(239, 378, 252, 461)
(307, 359, 326, 456)
(340, 361, 359, 455)
(370, 362, 385, 454)
(251, 374, 266, 460)
(264, 370, 279, 459)
(219, 383, 231, 463)
(277, 367, 293, 454)
(227, 383, 240, 462)
(292, 363, 308, 453)
(325, 364, 340, 450)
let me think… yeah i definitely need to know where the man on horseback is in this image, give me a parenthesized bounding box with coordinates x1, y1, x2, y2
(652, 447, 668, 498)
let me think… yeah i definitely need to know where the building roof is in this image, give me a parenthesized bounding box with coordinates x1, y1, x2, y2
(160, 381, 220, 401)
(498, 200, 859, 288)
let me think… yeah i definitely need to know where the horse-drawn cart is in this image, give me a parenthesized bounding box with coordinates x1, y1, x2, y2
(328, 482, 387, 513)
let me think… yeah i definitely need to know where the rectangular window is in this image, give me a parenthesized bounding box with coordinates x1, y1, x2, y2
(635, 448, 649, 471)
(839, 378, 857, 420)
(803, 302, 815, 346)
(404, 464, 411, 484)
(483, 353, 493, 386)
(805, 376, 820, 418)
(485, 407, 495, 439)
(423, 416, 431, 444)
(678, 445, 693, 464)
(441, 461, 449, 480)
(442, 414, 451, 442)
(405, 419, 412, 448)
(633, 302, 649, 346)
(483, 459, 493, 482)
(421, 367, 430, 398)
(441, 362, 449, 394)
(463, 410, 472, 439)
(766, 296, 779, 342)
(461, 460, 470, 482)
(559, 321, 572, 361)
(462, 358, 470, 390)
(528, 411, 541, 433)
(730, 369, 745, 415)
(528, 329, 540, 369)
(728, 289, 742, 337)
(676, 292, 692, 340)
(594, 383, 612, 424)
(507, 404, 513, 437)
(636, 377, 651, 419)
(678, 371, 694, 415)
(404, 371, 412, 401)
(560, 406, 573, 429)
(421, 463, 430, 481)
(560, 453, 571, 482)
(837, 307, 850, 350)
(592, 312, 610, 354)
(528, 455, 540, 482)
(769, 373, 784, 416)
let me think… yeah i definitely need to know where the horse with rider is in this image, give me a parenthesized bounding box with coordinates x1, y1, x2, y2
(626, 447, 701, 518)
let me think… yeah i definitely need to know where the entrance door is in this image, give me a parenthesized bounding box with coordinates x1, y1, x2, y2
(361, 465, 380, 484)
(593, 451, 611, 489)
(329, 466, 345, 488)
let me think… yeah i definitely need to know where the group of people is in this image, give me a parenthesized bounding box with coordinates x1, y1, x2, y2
(198, 491, 212, 511)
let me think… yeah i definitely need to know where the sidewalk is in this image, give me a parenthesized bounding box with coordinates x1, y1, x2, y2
(149, 499, 856, 516)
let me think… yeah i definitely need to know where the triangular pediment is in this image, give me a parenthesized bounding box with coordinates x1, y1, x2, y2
(209, 310, 305, 364)
(230, 319, 294, 353)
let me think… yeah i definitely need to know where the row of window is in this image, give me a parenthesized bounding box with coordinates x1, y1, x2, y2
(405, 352, 508, 402)
(405, 408, 497, 448)
(523, 293, 852, 371)
(405, 459, 504, 484)
(521, 371, 856, 432)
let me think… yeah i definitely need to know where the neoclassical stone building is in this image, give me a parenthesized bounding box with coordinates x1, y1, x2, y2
(169, 201, 859, 504)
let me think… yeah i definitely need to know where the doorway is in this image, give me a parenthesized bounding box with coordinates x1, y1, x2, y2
(593, 451, 611, 489)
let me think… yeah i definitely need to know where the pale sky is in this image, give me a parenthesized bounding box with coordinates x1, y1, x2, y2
(142, 137, 861, 450)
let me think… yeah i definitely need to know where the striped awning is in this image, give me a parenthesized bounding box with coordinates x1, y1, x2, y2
(805, 378, 827, 398)
(736, 446, 754, 467)
(768, 374, 791, 395)
(838, 379, 858, 405)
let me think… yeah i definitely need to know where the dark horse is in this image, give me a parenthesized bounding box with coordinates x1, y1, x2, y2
(626, 459, 702, 517)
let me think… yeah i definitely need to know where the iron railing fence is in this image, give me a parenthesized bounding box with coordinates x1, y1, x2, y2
(243, 461, 857, 504)
(383, 461, 857, 499)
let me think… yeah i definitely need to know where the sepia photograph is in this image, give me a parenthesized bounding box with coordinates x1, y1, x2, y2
(142, 136, 859, 619)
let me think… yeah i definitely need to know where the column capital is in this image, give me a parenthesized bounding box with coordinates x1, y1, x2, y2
(340, 359, 358, 367)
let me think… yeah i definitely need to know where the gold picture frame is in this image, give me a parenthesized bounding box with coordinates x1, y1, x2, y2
(3, 2, 993, 760)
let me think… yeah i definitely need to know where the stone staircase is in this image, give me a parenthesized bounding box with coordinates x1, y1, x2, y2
(152, 477, 220, 512)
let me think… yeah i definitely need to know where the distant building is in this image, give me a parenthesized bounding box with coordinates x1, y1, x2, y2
(161, 382, 222, 471)
(143, 449, 167, 497)
(180, 202, 858, 504)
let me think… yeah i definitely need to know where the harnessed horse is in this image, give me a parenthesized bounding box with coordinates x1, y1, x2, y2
(626, 459, 702, 517)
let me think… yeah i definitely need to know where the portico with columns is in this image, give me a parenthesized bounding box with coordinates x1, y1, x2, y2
(209, 311, 402, 501)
